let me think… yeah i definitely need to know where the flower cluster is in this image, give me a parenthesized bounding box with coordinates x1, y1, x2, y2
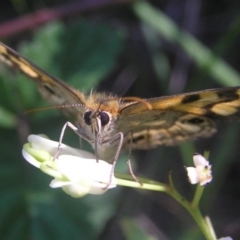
(22, 135, 232, 240)
(185, 153, 212, 186)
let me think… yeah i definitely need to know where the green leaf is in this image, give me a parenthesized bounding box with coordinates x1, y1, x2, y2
(58, 21, 126, 91)
(133, 1, 240, 86)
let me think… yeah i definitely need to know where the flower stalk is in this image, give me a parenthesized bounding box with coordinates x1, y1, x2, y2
(22, 135, 230, 239)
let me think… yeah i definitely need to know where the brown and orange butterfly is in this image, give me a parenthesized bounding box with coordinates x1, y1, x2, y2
(0, 41, 240, 163)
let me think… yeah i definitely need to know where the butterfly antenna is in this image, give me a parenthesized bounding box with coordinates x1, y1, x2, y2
(24, 103, 83, 115)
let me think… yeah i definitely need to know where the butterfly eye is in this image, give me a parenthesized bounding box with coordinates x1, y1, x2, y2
(99, 111, 110, 126)
(84, 111, 92, 125)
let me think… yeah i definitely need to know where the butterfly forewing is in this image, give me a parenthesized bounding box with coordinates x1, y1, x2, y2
(0, 42, 87, 118)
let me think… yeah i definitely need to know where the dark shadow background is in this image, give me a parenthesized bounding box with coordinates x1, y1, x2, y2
(0, 0, 240, 239)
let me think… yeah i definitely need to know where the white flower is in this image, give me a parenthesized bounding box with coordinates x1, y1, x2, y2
(185, 153, 212, 186)
(22, 134, 117, 197)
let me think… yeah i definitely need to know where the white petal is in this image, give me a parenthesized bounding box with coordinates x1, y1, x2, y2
(193, 154, 209, 167)
(200, 178, 212, 186)
(56, 155, 115, 181)
(218, 237, 233, 240)
(185, 167, 199, 184)
(50, 179, 71, 188)
(196, 165, 212, 186)
(22, 149, 41, 168)
(28, 135, 95, 159)
(56, 155, 117, 194)
(62, 183, 92, 198)
(198, 170, 212, 186)
(89, 182, 114, 194)
(50, 177, 108, 196)
(56, 155, 98, 181)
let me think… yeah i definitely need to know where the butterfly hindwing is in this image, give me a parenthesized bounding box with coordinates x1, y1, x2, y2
(119, 87, 240, 148)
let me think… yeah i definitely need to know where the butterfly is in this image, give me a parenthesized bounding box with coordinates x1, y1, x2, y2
(0, 41, 240, 163)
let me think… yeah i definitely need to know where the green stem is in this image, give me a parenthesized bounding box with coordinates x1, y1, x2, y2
(116, 173, 214, 239)
(168, 175, 213, 240)
(192, 183, 204, 208)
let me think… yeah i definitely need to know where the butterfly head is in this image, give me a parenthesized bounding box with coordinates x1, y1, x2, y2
(81, 93, 122, 137)
(83, 110, 111, 135)
(82, 106, 120, 161)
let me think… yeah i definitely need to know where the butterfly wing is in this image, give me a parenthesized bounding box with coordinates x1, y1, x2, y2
(118, 87, 240, 149)
(0, 42, 86, 117)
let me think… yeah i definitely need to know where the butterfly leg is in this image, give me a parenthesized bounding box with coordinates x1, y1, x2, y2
(126, 131, 143, 186)
(100, 132, 124, 190)
(53, 121, 93, 160)
(52, 121, 77, 160)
